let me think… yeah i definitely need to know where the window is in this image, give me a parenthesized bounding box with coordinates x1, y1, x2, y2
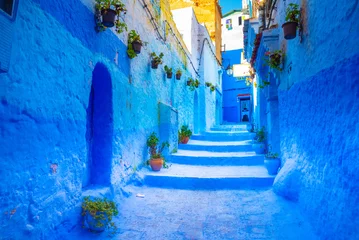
(226, 19, 232, 30)
(238, 17, 242, 26)
(0, 0, 14, 16)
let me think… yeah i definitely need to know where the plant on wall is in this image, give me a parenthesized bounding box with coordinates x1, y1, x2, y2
(146, 132, 170, 171)
(95, 0, 127, 34)
(264, 50, 284, 71)
(164, 65, 173, 79)
(127, 30, 142, 59)
(150, 52, 164, 69)
(175, 69, 182, 80)
(210, 85, 216, 92)
(187, 78, 200, 91)
(205, 82, 212, 87)
(282, 3, 300, 40)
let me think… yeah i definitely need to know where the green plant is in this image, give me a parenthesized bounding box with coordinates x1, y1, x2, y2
(164, 65, 173, 74)
(205, 82, 212, 87)
(265, 152, 279, 158)
(150, 52, 164, 65)
(171, 148, 178, 154)
(146, 132, 169, 159)
(176, 69, 182, 75)
(81, 196, 118, 232)
(254, 126, 266, 142)
(126, 30, 142, 59)
(285, 3, 300, 23)
(187, 78, 200, 91)
(95, 0, 128, 34)
(264, 50, 284, 71)
(210, 85, 216, 92)
(178, 125, 192, 142)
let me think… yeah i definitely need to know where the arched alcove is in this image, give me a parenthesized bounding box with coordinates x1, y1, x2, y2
(193, 91, 199, 134)
(85, 63, 113, 186)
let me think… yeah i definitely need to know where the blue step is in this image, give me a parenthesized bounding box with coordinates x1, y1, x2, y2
(191, 133, 254, 141)
(178, 140, 253, 152)
(144, 164, 274, 190)
(170, 150, 264, 166)
(210, 124, 248, 131)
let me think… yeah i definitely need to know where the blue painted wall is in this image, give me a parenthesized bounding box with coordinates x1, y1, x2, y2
(0, 0, 215, 238)
(222, 49, 250, 123)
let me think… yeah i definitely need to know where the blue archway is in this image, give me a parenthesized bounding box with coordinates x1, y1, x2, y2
(86, 63, 113, 186)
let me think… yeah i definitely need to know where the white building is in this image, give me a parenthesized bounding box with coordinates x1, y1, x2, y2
(221, 10, 249, 52)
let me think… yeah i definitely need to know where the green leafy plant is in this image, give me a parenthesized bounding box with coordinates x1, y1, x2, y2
(150, 52, 164, 65)
(82, 196, 118, 233)
(205, 82, 212, 87)
(178, 125, 192, 143)
(126, 30, 142, 59)
(187, 78, 200, 91)
(264, 50, 284, 71)
(95, 0, 128, 34)
(164, 65, 172, 74)
(253, 126, 266, 142)
(210, 85, 216, 92)
(265, 145, 279, 158)
(146, 132, 169, 160)
(285, 3, 300, 23)
(176, 69, 182, 75)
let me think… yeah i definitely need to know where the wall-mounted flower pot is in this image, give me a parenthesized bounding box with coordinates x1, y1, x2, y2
(264, 158, 281, 175)
(150, 158, 163, 171)
(282, 22, 298, 40)
(132, 41, 142, 54)
(252, 142, 265, 154)
(176, 73, 181, 80)
(270, 54, 281, 66)
(151, 60, 159, 69)
(180, 136, 189, 144)
(166, 72, 173, 79)
(101, 9, 117, 27)
(186, 81, 191, 86)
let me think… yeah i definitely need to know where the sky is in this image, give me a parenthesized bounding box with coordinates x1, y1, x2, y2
(219, 0, 243, 15)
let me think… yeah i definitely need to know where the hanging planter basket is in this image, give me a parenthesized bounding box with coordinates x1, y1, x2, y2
(101, 9, 117, 27)
(132, 41, 142, 54)
(151, 60, 159, 69)
(176, 73, 181, 80)
(282, 22, 298, 40)
(166, 72, 173, 79)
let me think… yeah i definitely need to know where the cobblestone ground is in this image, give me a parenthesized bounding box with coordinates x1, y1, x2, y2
(66, 186, 318, 240)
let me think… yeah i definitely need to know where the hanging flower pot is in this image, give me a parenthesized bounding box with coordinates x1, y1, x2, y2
(166, 72, 173, 79)
(151, 60, 159, 69)
(101, 9, 117, 27)
(132, 41, 142, 54)
(186, 80, 192, 86)
(282, 22, 298, 40)
(150, 52, 164, 70)
(176, 73, 181, 80)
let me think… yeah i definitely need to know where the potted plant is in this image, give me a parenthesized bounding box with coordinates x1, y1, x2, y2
(210, 85, 216, 92)
(264, 150, 281, 175)
(178, 125, 192, 144)
(187, 78, 200, 91)
(126, 30, 142, 59)
(187, 78, 194, 86)
(146, 132, 169, 171)
(81, 196, 118, 232)
(150, 52, 164, 69)
(264, 50, 284, 71)
(205, 82, 212, 87)
(252, 126, 266, 154)
(95, 0, 127, 34)
(175, 69, 182, 80)
(164, 65, 173, 79)
(282, 3, 300, 40)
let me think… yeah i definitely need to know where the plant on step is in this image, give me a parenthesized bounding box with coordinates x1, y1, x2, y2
(178, 125, 192, 144)
(127, 30, 142, 59)
(264, 50, 284, 71)
(205, 82, 212, 87)
(264, 145, 281, 175)
(146, 132, 170, 171)
(82, 196, 118, 233)
(164, 65, 173, 79)
(210, 85, 216, 92)
(150, 52, 164, 69)
(283, 3, 300, 40)
(95, 0, 127, 34)
(175, 69, 182, 80)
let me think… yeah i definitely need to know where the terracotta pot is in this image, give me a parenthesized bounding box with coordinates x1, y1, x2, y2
(176, 73, 181, 80)
(101, 9, 117, 27)
(282, 22, 298, 40)
(150, 158, 163, 171)
(166, 72, 173, 79)
(180, 136, 189, 144)
(151, 60, 159, 69)
(132, 41, 142, 54)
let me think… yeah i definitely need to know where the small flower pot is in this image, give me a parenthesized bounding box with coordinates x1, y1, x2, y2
(151, 60, 159, 69)
(186, 81, 192, 86)
(205, 83, 211, 87)
(132, 41, 142, 54)
(101, 9, 117, 27)
(264, 158, 281, 175)
(166, 72, 173, 79)
(252, 142, 265, 154)
(150, 158, 163, 171)
(282, 22, 298, 40)
(180, 136, 189, 144)
(176, 73, 181, 80)
(84, 211, 109, 232)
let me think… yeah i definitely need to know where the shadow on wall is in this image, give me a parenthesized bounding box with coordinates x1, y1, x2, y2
(193, 91, 199, 134)
(85, 63, 114, 187)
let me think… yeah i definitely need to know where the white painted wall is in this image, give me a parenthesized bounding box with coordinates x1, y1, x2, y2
(222, 12, 250, 51)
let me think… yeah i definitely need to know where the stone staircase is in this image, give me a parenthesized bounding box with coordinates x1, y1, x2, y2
(143, 124, 275, 190)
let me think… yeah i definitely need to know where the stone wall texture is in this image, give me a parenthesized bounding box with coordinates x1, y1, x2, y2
(0, 0, 218, 238)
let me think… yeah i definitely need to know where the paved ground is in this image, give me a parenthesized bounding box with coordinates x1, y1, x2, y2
(66, 186, 318, 240)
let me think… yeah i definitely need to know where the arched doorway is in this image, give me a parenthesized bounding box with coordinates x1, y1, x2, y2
(85, 63, 113, 187)
(193, 91, 199, 134)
